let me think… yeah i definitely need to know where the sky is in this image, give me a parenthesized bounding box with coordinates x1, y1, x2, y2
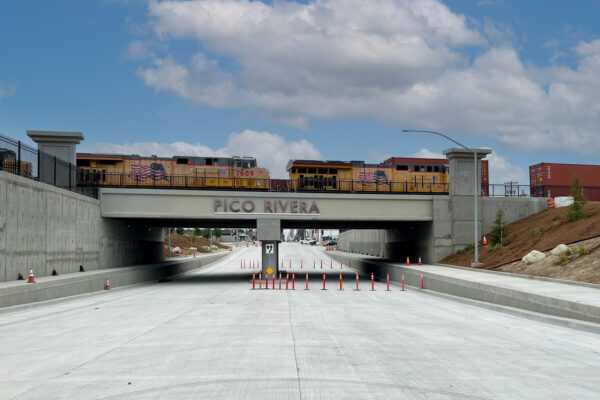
(1, 0, 599, 181)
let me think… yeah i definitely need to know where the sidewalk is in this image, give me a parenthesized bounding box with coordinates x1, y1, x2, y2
(327, 250, 600, 325)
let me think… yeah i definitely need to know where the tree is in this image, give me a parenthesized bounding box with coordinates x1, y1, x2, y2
(566, 176, 587, 222)
(201, 228, 211, 239)
(214, 228, 222, 238)
(193, 227, 201, 236)
(175, 227, 184, 235)
(488, 209, 509, 247)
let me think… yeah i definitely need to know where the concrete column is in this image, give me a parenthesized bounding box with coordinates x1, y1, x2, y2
(26, 130, 84, 187)
(443, 148, 491, 254)
(257, 219, 281, 274)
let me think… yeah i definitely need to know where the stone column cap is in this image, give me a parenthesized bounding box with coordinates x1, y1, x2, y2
(443, 147, 491, 159)
(27, 130, 84, 144)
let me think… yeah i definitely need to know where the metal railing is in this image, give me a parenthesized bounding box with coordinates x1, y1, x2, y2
(78, 172, 450, 194)
(0, 133, 98, 198)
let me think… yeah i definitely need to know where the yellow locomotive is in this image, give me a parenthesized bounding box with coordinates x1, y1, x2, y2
(286, 157, 451, 193)
(76, 153, 270, 189)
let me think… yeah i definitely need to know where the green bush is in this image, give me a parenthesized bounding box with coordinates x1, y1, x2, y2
(559, 255, 567, 263)
(175, 227, 184, 235)
(565, 248, 572, 256)
(533, 228, 541, 236)
(487, 243, 502, 253)
(552, 215, 562, 221)
(566, 177, 587, 222)
(579, 247, 586, 256)
(489, 210, 509, 247)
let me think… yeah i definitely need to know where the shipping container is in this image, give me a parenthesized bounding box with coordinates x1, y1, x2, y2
(529, 162, 600, 201)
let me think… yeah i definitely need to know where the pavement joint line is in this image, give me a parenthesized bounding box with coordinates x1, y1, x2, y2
(286, 290, 303, 399)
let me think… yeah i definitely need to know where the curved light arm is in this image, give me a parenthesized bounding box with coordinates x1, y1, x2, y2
(401, 130, 473, 154)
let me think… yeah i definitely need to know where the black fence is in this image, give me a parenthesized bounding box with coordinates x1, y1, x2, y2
(0, 133, 98, 198)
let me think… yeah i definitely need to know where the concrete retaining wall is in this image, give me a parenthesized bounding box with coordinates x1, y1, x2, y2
(0, 172, 164, 282)
(0, 252, 229, 308)
(328, 252, 600, 325)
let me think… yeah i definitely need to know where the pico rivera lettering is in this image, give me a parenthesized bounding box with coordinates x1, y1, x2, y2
(214, 199, 320, 215)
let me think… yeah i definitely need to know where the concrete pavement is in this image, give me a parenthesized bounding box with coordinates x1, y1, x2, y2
(1, 243, 600, 399)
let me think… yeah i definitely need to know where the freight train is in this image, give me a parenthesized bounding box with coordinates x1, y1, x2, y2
(76, 152, 489, 194)
(76, 153, 270, 189)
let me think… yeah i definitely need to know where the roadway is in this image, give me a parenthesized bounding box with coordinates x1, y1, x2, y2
(1, 243, 599, 399)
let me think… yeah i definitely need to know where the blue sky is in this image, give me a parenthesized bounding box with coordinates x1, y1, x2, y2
(1, 0, 599, 180)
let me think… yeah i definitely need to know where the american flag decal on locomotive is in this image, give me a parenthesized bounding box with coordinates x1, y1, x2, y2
(129, 163, 169, 182)
(358, 170, 389, 185)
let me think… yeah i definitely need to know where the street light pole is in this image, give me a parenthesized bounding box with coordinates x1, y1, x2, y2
(401, 129, 480, 266)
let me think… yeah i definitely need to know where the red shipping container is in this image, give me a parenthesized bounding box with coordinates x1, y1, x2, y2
(530, 163, 600, 201)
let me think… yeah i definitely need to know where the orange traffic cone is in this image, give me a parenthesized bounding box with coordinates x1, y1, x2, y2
(406, 257, 410, 266)
(418, 257, 422, 265)
(105, 279, 110, 290)
(27, 268, 35, 283)
(482, 235, 488, 245)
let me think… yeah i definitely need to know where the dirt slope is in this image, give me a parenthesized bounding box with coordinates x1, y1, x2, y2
(440, 203, 600, 283)
(163, 233, 229, 257)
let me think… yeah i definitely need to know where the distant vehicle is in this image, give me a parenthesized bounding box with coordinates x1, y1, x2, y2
(309, 239, 317, 245)
(325, 240, 337, 246)
(300, 238, 311, 245)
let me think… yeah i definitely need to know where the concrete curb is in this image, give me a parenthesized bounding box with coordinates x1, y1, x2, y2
(0, 252, 230, 308)
(327, 252, 600, 325)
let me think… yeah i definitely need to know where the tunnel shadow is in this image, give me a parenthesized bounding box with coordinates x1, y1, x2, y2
(161, 270, 376, 285)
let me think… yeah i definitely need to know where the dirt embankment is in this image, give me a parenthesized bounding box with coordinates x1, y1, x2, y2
(163, 234, 230, 258)
(440, 203, 600, 284)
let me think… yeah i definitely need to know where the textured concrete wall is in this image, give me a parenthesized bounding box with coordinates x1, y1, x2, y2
(481, 197, 547, 234)
(0, 172, 163, 282)
(338, 229, 386, 257)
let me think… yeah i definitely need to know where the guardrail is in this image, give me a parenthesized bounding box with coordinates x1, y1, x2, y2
(0, 133, 98, 198)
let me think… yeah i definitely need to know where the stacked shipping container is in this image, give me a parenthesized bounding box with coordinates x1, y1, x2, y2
(529, 163, 600, 201)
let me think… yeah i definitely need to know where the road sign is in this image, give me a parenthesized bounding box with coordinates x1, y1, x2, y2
(265, 244, 274, 254)
(266, 267, 274, 274)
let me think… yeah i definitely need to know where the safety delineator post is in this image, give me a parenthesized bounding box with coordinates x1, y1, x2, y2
(286, 273, 290, 290)
(252, 273, 256, 290)
(421, 272, 424, 289)
(272, 274, 275, 290)
(401, 273, 405, 291)
(313, 260, 316, 269)
(199, 260, 202, 268)
(418, 257, 422, 265)
(406, 257, 410, 266)
(330, 260, 332, 269)
(193, 249, 196, 258)
(259, 272, 262, 289)
(292, 273, 295, 290)
(340, 260, 343, 269)
(240, 260, 243, 269)
(321, 273, 327, 290)
(370, 272, 375, 291)
(320, 260, 323, 269)
(386, 273, 390, 291)
(279, 272, 282, 290)
(339, 273, 343, 291)
(266, 273, 270, 290)
(27, 268, 35, 283)
(305, 272, 309, 290)
(354, 273, 360, 291)
(105, 279, 110, 290)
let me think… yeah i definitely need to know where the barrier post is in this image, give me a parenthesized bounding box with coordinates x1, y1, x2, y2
(279, 272, 282, 290)
(313, 260, 316, 269)
(322, 273, 327, 290)
(286, 273, 290, 290)
(272, 273, 275, 289)
(292, 273, 295, 290)
(386, 273, 390, 291)
(321, 260, 323, 269)
(371, 272, 375, 291)
(402, 273, 405, 291)
(330, 260, 332, 269)
(340, 260, 343, 269)
(259, 272, 262, 289)
(266, 273, 270, 290)
(252, 273, 256, 290)
(354, 273, 360, 291)
(339, 273, 343, 291)
(421, 272, 424, 289)
(305, 272, 309, 290)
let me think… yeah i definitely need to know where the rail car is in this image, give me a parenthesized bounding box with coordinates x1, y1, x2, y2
(286, 157, 489, 193)
(0, 148, 32, 177)
(76, 153, 270, 189)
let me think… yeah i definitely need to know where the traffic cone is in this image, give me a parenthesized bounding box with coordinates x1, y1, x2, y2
(27, 268, 35, 283)
(105, 279, 110, 290)
(406, 257, 410, 266)
(418, 257, 422, 265)
(482, 235, 488, 245)
(370, 249, 374, 256)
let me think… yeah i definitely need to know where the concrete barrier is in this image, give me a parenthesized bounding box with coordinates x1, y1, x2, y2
(0, 252, 230, 308)
(327, 252, 600, 325)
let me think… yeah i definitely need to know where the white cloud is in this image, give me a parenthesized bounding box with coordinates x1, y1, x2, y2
(0, 81, 16, 100)
(80, 129, 321, 178)
(131, 1, 600, 155)
(409, 148, 445, 159)
(367, 149, 392, 162)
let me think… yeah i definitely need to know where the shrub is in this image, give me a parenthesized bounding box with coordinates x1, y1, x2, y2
(17, 273, 24, 280)
(487, 243, 502, 253)
(565, 248, 572, 256)
(175, 227, 184, 235)
(566, 177, 587, 222)
(489, 210, 509, 247)
(579, 247, 586, 256)
(533, 228, 541, 236)
(559, 255, 567, 263)
(552, 215, 562, 221)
